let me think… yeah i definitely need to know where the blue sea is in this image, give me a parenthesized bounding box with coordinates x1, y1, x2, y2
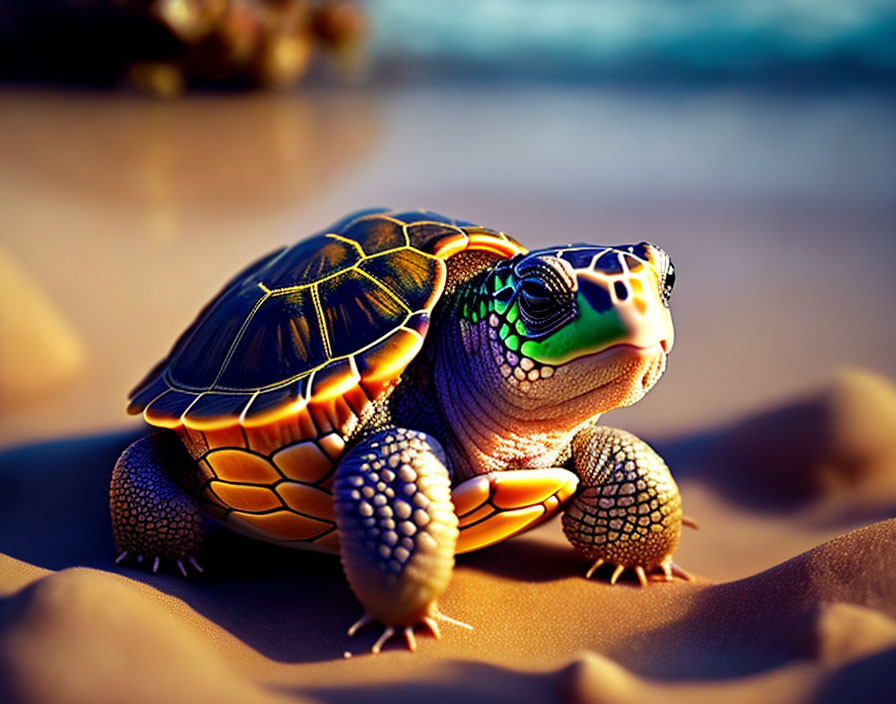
(367, 0, 896, 82)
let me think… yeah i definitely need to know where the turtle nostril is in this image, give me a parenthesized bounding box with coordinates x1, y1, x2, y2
(659, 339, 670, 354)
(613, 281, 628, 300)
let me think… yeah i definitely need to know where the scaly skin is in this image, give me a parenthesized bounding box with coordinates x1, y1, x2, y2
(563, 425, 683, 585)
(111, 216, 685, 654)
(110, 431, 203, 576)
(333, 429, 459, 652)
(375, 242, 684, 590)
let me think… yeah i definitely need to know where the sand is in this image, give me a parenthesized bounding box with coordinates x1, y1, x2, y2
(1, 458, 894, 703)
(1, 357, 894, 704)
(1, 85, 895, 703)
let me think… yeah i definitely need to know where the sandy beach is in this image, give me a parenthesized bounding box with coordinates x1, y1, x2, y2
(1, 84, 895, 703)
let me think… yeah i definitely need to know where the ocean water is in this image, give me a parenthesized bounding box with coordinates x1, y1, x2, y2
(367, 0, 896, 81)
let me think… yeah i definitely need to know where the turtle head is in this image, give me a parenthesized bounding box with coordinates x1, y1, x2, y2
(471, 242, 675, 416)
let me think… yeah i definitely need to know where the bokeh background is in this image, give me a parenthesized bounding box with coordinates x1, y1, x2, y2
(2, 0, 894, 448)
(2, 4, 896, 703)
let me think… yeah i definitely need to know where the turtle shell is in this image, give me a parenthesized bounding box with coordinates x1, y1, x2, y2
(128, 209, 524, 432)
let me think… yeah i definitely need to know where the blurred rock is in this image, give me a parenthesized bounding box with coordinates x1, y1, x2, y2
(0, 249, 85, 410)
(0, 0, 366, 94)
(715, 368, 896, 503)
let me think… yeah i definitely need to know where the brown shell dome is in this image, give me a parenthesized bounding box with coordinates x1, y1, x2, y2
(127, 208, 524, 432)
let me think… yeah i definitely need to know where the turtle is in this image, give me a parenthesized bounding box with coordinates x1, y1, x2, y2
(111, 207, 688, 653)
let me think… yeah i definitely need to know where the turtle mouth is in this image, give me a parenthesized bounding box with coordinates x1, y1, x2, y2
(582, 340, 668, 366)
(555, 333, 671, 371)
(518, 340, 669, 422)
(559, 341, 668, 405)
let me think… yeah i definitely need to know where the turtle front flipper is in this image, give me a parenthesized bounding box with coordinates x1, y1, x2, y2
(452, 468, 579, 553)
(110, 430, 203, 576)
(563, 425, 689, 587)
(333, 428, 466, 653)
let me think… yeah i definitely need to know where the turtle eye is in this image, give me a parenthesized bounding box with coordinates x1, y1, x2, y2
(660, 260, 675, 307)
(520, 278, 552, 314)
(513, 255, 578, 337)
(517, 274, 573, 335)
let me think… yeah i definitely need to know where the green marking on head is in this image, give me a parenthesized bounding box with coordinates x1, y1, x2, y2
(458, 242, 674, 377)
(520, 290, 628, 364)
(506, 303, 519, 325)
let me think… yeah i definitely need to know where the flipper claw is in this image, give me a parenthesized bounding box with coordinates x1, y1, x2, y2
(348, 613, 373, 637)
(585, 558, 605, 579)
(661, 560, 674, 582)
(371, 627, 395, 654)
(347, 605, 469, 654)
(635, 566, 648, 588)
(113, 550, 201, 578)
(433, 608, 473, 631)
(682, 515, 700, 530)
(423, 617, 441, 639)
(586, 560, 663, 586)
(403, 627, 417, 652)
(609, 564, 626, 585)
(670, 561, 693, 581)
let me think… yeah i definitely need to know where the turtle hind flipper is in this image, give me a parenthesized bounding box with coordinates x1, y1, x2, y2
(110, 430, 203, 574)
(453, 468, 579, 554)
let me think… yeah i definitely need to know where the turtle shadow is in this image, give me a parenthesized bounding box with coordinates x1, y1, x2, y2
(0, 427, 689, 666)
(0, 429, 387, 664)
(602, 518, 896, 681)
(0, 429, 140, 572)
(456, 533, 586, 583)
(16, 422, 888, 667)
(138, 529, 364, 663)
(299, 659, 555, 704)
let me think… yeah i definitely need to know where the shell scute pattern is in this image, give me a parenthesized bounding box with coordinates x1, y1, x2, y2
(217, 288, 327, 388)
(342, 216, 408, 255)
(129, 209, 521, 430)
(126, 209, 524, 548)
(359, 249, 443, 312)
(273, 440, 338, 482)
(450, 468, 579, 553)
(168, 278, 267, 390)
(405, 222, 466, 254)
(182, 421, 343, 550)
(184, 392, 258, 425)
(265, 237, 363, 285)
(317, 270, 409, 359)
